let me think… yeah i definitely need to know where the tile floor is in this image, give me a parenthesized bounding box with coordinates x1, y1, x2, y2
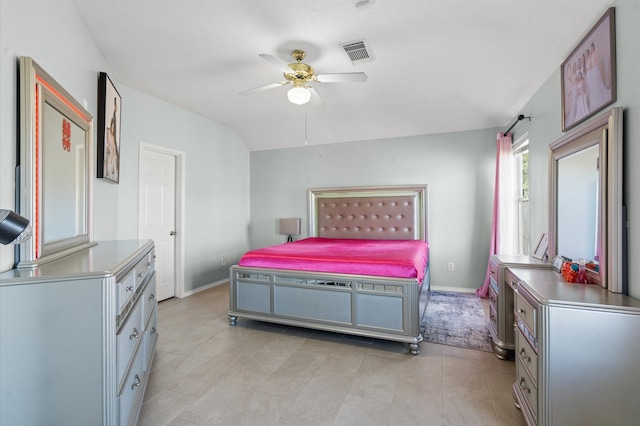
(139, 284, 527, 426)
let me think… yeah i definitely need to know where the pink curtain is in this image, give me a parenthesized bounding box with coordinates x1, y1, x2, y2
(477, 132, 516, 298)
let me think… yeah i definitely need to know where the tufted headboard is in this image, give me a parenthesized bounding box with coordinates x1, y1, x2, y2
(307, 185, 428, 242)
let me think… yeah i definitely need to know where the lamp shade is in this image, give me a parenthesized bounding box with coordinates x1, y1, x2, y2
(279, 218, 301, 237)
(287, 87, 311, 105)
(0, 209, 32, 245)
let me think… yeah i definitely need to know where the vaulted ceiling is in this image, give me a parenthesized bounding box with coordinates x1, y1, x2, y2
(73, 0, 613, 151)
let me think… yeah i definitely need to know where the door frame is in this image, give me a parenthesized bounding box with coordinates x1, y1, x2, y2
(138, 142, 186, 298)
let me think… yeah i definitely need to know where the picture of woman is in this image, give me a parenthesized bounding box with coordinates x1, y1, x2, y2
(98, 73, 121, 183)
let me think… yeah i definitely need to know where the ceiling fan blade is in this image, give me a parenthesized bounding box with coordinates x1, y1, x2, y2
(239, 81, 289, 96)
(308, 87, 325, 106)
(315, 72, 368, 83)
(258, 54, 292, 74)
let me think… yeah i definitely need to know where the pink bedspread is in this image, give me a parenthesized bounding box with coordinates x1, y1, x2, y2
(238, 237, 429, 283)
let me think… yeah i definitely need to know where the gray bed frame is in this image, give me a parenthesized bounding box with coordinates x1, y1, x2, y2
(228, 185, 430, 354)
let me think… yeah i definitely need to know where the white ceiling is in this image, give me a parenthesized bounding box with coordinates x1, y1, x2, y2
(73, 0, 613, 151)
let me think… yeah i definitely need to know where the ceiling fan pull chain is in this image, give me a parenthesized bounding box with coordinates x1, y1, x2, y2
(304, 108, 308, 146)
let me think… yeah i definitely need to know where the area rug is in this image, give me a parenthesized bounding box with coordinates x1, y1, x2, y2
(420, 291, 493, 352)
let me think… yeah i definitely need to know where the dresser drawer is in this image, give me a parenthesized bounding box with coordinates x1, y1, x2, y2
(489, 259, 498, 283)
(144, 304, 158, 372)
(515, 291, 536, 338)
(143, 273, 157, 325)
(516, 328, 538, 384)
(118, 346, 145, 426)
(117, 297, 143, 389)
(117, 271, 136, 315)
(489, 284, 498, 311)
(488, 301, 498, 336)
(516, 356, 538, 422)
(505, 268, 519, 291)
(134, 250, 155, 286)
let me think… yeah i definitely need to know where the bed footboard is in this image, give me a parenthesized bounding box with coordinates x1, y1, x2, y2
(228, 265, 430, 354)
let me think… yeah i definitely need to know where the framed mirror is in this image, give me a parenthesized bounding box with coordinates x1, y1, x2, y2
(548, 107, 624, 292)
(17, 57, 95, 268)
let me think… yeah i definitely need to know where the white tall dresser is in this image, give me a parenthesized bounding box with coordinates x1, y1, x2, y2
(0, 240, 157, 426)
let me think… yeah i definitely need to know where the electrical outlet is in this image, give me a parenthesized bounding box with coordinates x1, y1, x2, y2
(221, 256, 226, 265)
(447, 262, 455, 271)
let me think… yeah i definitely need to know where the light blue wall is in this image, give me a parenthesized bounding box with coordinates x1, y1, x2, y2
(250, 129, 498, 291)
(1, 0, 638, 296)
(511, 0, 640, 298)
(249, 0, 640, 295)
(0, 0, 251, 291)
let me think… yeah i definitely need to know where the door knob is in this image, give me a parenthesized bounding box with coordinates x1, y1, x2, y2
(170, 231, 177, 236)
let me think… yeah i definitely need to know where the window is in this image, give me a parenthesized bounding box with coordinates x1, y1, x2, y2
(513, 134, 529, 254)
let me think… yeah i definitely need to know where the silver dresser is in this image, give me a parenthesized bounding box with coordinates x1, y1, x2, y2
(509, 267, 640, 426)
(488, 255, 551, 359)
(0, 240, 157, 426)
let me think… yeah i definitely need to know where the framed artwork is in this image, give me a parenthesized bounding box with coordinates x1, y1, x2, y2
(97, 72, 121, 183)
(561, 7, 616, 132)
(532, 233, 548, 260)
(552, 255, 564, 273)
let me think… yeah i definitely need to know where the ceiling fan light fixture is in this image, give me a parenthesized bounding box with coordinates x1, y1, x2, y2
(287, 86, 311, 105)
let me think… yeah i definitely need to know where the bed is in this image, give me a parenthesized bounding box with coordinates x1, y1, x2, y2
(228, 185, 430, 354)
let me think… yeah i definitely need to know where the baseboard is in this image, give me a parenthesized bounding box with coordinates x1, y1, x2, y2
(180, 279, 229, 298)
(431, 285, 476, 294)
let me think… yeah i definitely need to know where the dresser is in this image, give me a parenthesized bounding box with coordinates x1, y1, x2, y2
(488, 255, 550, 359)
(0, 240, 157, 426)
(508, 267, 640, 426)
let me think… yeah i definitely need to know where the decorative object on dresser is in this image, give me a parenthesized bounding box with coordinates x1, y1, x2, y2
(278, 217, 301, 242)
(0, 210, 32, 245)
(0, 240, 157, 426)
(17, 57, 95, 268)
(228, 185, 430, 355)
(97, 72, 122, 184)
(420, 291, 492, 352)
(488, 255, 551, 359)
(531, 233, 548, 260)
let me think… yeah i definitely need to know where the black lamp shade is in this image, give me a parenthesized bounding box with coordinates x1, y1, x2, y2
(0, 210, 31, 245)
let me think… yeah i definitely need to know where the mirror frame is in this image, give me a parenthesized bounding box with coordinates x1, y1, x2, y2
(548, 107, 624, 292)
(17, 57, 95, 268)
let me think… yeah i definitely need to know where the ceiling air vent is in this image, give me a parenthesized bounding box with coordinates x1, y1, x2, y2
(341, 41, 375, 65)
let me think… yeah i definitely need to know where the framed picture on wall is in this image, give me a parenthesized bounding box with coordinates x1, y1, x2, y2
(97, 72, 121, 183)
(561, 7, 616, 132)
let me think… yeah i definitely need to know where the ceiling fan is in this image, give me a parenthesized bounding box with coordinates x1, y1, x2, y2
(239, 49, 368, 106)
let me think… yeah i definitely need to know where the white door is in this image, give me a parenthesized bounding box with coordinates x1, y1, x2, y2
(139, 148, 176, 301)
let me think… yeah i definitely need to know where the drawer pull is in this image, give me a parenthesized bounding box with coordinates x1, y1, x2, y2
(519, 378, 530, 394)
(518, 308, 526, 316)
(490, 296, 496, 303)
(148, 293, 156, 301)
(130, 328, 140, 340)
(126, 285, 134, 292)
(131, 374, 142, 390)
(150, 327, 157, 335)
(519, 348, 531, 362)
(137, 272, 145, 278)
(490, 314, 496, 322)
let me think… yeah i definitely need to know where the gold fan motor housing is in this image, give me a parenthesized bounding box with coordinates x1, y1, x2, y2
(284, 50, 315, 85)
